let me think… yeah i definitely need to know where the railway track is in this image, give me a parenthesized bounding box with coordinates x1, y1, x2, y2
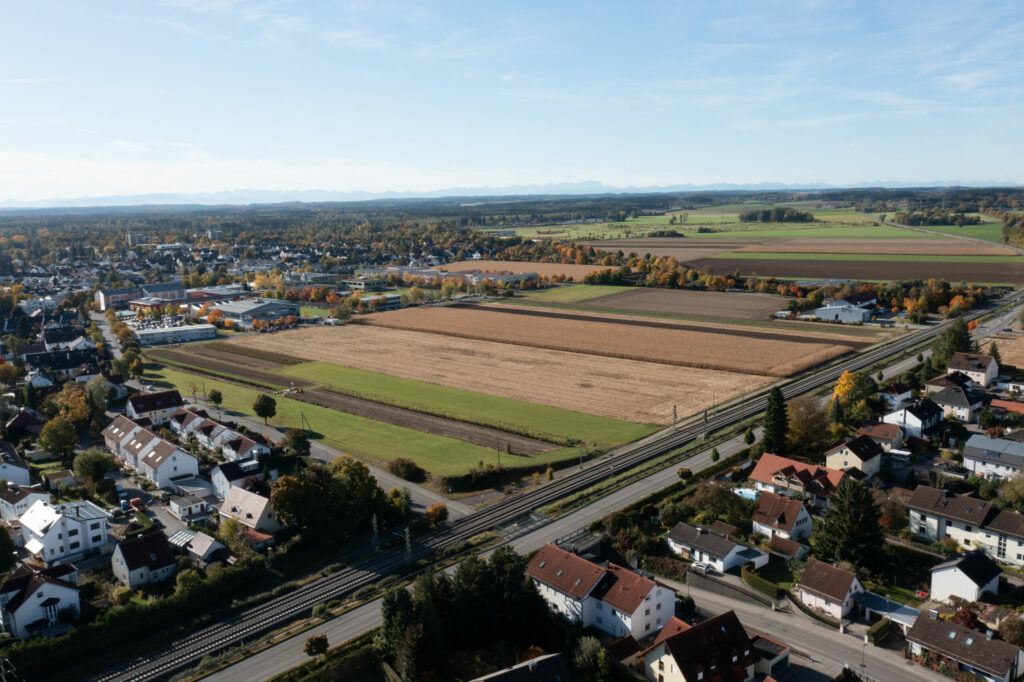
(91, 291, 1024, 681)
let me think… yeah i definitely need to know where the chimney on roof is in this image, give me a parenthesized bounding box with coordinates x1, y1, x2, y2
(987, 631, 993, 640)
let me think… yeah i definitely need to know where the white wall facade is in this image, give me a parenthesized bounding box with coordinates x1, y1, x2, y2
(0, 581, 78, 639)
(931, 567, 999, 604)
(963, 456, 1022, 481)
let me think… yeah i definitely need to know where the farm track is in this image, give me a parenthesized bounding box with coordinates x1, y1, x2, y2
(89, 289, 1024, 682)
(146, 348, 313, 388)
(691, 257, 1024, 283)
(293, 388, 557, 455)
(450, 303, 868, 348)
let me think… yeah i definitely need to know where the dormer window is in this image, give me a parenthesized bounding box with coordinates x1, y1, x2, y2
(538, 561, 546, 569)
(556, 569, 563, 577)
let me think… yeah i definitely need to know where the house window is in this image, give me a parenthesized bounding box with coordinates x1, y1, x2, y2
(90, 522, 101, 530)
(91, 535, 102, 544)
(646, 623, 651, 631)
(658, 661, 664, 671)
(596, 616, 602, 624)
(68, 529, 78, 537)
(69, 541, 80, 550)
(965, 525, 972, 532)
(656, 603, 662, 610)
(645, 609, 650, 616)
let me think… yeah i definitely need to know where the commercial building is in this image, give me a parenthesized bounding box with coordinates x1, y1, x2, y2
(211, 298, 299, 328)
(134, 324, 217, 346)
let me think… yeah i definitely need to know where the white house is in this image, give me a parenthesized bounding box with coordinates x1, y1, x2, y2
(930, 552, 1001, 604)
(168, 495, 208, 522)
(20, 500, 109, 565)
(824, 435, 884, 480)
(882, 399, 943, 439)
(526, 543, 676, 641)
(0, 485, 50, 522)
(856, 423, 905, 453)
(878, 382, 913, 410)
(906, 485, 1024, 566)
(748, 453, 846, 509)
(908, 617, 1023, 682)
(211, 459, 267, 500)
(111, 533, 177, 589)
(751, 493, 812, 542)
(125, 390, 185, 426)
(138, 440, 198, 489)
(665, 522, 768, 572)
(642, 611, 757, 682)
(167, 408, 271, 462)
(932, 386, 984, 423)
(0, 564, 79, 639)
(796, 558, 864, 620)
(948, 352, 999, 388)
(0, 441, 31, 487)
(963, 435, 1024, 481)
(220, 486, 283, 534)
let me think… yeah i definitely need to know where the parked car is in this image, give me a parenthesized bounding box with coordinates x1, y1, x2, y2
(690, 562, 711, 575)
(129, 497, 147, 512)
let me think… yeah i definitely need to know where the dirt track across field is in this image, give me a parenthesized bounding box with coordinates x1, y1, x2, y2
(582, 288, 788, 320)
(294, 389, 556, 455)
(690, 258, 1024, 283)
(439, 259, 614, 280)
(146, 348, 313, 388)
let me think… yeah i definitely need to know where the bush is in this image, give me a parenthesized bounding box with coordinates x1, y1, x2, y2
(645, 556, 688, 582)
(388, 457, 427, 483)
(741, 563, 779, 599)
(866, 617, 891, 644)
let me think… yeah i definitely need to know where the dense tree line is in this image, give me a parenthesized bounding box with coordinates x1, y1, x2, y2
(738, 207, 814, 223)
(893, 210, 981, 227)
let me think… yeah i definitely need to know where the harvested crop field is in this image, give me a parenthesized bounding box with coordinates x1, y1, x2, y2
(355, 304, 859, 376)
(583, 288, 788, 320)
(145, 348, 313, 388)
(295, 389, 555, 455)
(689, 258, 1024, 284)
(734, 238, 1017, 257)
(989, 334, 1024, 368)
(439, 259, 614, 280)
(224, 325, 772, 424)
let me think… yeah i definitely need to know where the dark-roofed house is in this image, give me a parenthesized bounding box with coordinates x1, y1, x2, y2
(796, 558, 863, 620)
(111, 533, 177, 589)
(926, 371, 974, 395)
(126, 389, 185, 425)
(751, 493, 812, 541)
(882, 399, 943, 439)
(642, 611, 757, 682)
(825, 435, 884, 479)
(878, 382, 912, 410)
(932, 385, 984, 423)
(963, 434, 1024, 481)
(469, 653, 576, 682)
(0, 485, 50, 522)
(0, 564, 79, 638)
(856, 423, 905, 452)
(768, 535, 808, 561)
(5, 407, 45, 440)
(948, 351, 999, 388)
(0, 441, 30, 487)
(526, 544, 676, 640)
(907, 616, 1023, 682)
(930, 552, 1001, 603)
(665, 522, 768, 572)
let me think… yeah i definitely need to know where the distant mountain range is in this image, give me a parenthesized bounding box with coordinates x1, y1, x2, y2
(1, 179, 1019, 210)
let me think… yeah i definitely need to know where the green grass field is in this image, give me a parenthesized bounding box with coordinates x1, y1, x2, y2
(299, 305, 330, 318)
(709, 251, 1023, 263)
(914, 222, 1006, 244)
(520, 284, 633, 303)
(685, 224, 935, 239)
(144, 364, 585, 478)
(274, 361, 656, 446)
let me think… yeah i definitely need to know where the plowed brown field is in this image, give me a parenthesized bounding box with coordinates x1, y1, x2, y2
(583, 288, 789, 320)
(224, 326, 772, 424)
(440, 259, 613, 280)
(356, 304, 855, 376)
(734, 238, 1016, 256)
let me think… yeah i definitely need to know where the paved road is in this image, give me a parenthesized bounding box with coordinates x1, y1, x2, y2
(90, 310, 123, 359)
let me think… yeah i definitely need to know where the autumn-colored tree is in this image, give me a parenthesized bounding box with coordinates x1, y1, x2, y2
(426, 502, 448, 528)
(56, 384, 92, 424)
(304, 634, 328, 658)
(206, 308, 223, 324)
(833, 370, 857, 402)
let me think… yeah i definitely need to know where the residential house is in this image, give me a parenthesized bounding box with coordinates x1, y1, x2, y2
(882, 399, 943, 439)
(878, 382, 913, 410)
(930, 552, 1001, 604)
(4, 408, 45, 440)
(907, 616, 1023, 682)
(664, 522, 768, 572)
(0, 441, 30, 487)
(907, 485, 1024, 567)
(106, 422, 198, 489)
(20, 500, 109, 565)
(932, 386, 984, 423)
(210, 459, 270, 500)
(0, 485, 50, 522)
(963, 435, 1024, 481)
(926, 371, 974, 396)
(749, 635, 791, 679)
(22, 348, 98, 379)
(990, 399, 1024, 421)
(125, 390, 185, 425)
(168, 495, 208, 522)
(0, 564, 79, 639)
(856, 423, 905, 452)
(748, 453, 846, 509)
(101, 415, 147, 460)
(470, 653, 576, 682)
(824, 435, 884, 479)
(796, 558, 864, 620)
(39, 470, 76, 491)
(111, 533, 177, 589)
(948, 352, 999, 388)
(525, 544, 676, 640)
(642, 611, 757, 682)
(219, 486, 283, 534)
(751, 493, 812, 542)
(167, 529, 229, 566)
(167, 408, 271, 462)
(768, 535, 808, 561)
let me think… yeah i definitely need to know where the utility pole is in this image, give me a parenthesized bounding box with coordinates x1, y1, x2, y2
(673, 405, 677, 431)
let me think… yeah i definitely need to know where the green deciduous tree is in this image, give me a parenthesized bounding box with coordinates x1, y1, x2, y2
(786, 395, 831, 461)
(207, 389, 223, 406)
(811, 479, 883, 572)
(283, 428, 310, 458)
(303, 634, 328, 658)
(762, 387, 788, 454)
(252, 394, 276, 424)
(40, 416, 77, 462)
(72, 448, 115, 490)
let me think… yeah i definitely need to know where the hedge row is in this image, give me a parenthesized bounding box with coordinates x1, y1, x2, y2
(268, 631, 381, 681)
(439, 452, 598, 492)
(867, 617, 891, 644)
(741, 564, 780, 599)
(646, 556, 689, 583)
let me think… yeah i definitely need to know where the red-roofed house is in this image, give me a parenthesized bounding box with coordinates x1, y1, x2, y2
(526, 544, 675, 640)
(642, 611, 756, 682)
(751, 492, 812, 541)
(749, 454, 846, 509)
(0, 564, 79, 638)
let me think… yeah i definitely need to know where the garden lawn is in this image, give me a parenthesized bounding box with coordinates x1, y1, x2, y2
(708, 252, 1023, 263)
(756, 563, 797, 590)
(273, 361, 656, 447)
(299, 306, 330, 318)
(143, 365, 579, 478)
(521, 284, 633, 303)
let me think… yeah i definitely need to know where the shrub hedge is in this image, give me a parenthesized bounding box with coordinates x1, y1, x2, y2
(741, 563, 780, 599)
(867, 617, 891, 644)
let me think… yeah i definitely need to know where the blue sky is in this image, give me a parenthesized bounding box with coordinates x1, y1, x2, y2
(1, 1, 1022, 200)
